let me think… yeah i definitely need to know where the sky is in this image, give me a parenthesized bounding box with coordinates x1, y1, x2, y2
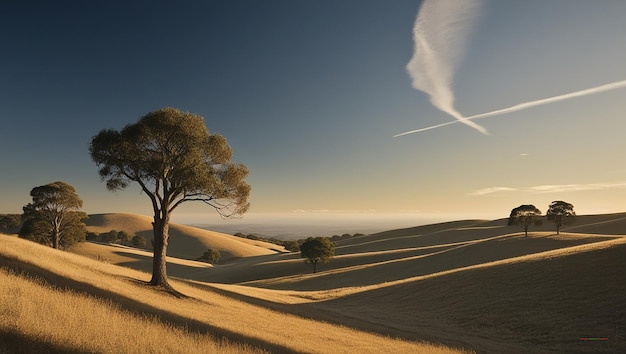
(2, 1, 626, 235)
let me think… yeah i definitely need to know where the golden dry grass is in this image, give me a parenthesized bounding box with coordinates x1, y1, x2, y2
(0, 267, 263, 354)
(4, 212, 625, 353)
(83, 213, 285, 262)
(0, 235, 468, 354)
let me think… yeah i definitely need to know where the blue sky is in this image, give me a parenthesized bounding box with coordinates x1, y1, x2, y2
(2, 1, 626, 232)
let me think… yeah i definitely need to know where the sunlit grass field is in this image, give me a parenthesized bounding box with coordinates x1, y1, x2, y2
(2, 212, 625, 353)
(0, 235, 466, 354)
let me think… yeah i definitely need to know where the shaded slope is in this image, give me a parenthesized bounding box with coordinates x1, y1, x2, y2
(197, 232, 617, 290)
(308, 238, 626, 353)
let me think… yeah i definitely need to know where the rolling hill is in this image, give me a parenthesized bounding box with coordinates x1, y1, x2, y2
(80, 213, 286, 262)
(2, 212, 625, 353)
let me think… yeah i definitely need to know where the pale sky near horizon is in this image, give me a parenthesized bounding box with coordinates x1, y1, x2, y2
(2, 1, 626, 229)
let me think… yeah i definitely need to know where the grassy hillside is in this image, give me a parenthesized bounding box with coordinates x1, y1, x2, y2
(83, 213, 286, 262)
(0, 235, 466, 354)
(3, 212, 625, 353)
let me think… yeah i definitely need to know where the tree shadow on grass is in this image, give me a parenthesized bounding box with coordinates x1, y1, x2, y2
(0, 328, 90, 354)
(0, 254, 299, 354)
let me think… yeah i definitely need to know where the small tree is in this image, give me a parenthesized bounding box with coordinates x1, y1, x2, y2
(102, 230, 120, 243)
(197, 248, 221, 264)
(89, 107, 250, 291)
(300, 237, 335, 273)
(508, 204, 542, 237)
(132, 235, 147, 248)
(546, 201, 575, 235)
(282, 240, 300, 252)
(19, 181, 87, 249)
(118, 231, 132, 245)
(0, 214, 21, 232)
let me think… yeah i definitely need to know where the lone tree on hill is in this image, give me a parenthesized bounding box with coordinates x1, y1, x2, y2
(19, 181, 87, 249)
(89, 107, 250, 291)
(508, 204, 542, 237)
(300, 237, 335, 273)
(546, 201, 575, 235)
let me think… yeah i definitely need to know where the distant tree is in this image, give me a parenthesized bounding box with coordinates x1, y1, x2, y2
(507, 204, 542, 237)
(300, 237, 335, 273)
(0, 214, 21, 231)
(197, 248, 221, 264)
(282, 240, 300, 252)
(19, 181, 87, 249)
(86, 231, 100, 241)
(89, 107, 250, 291)
(101, 230, 120, 243)
(546, 201, 575, 235)
(118, 230, 132, 245)
(132, 235, 147, 248)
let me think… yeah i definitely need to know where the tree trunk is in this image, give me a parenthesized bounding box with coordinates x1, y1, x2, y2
(150, 214, 172, 289)
(312, 260, 317, 274)
(52, 220, 61, 249)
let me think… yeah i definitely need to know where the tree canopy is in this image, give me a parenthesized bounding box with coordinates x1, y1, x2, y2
(508, 204, 542, 237)
(300, 237, 335, 273)
(89, 107, 250, 290)
(546, 201, 575, 235)
(19, 181, 87, 249)
(0, 214, 21, 231)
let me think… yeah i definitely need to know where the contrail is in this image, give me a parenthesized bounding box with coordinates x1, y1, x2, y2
(406, 0, 487, 135)
(395, 79, 626, 137)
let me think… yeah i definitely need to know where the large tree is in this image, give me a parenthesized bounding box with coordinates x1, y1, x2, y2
(507, 204, 542, 237)
(300, 237, 335, 273)
(546, 201, 575, 235)
(89, 107, 250, 290)
(19, 181, 87, 249)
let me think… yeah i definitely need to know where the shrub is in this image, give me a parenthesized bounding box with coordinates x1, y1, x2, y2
(132, 235, 147, 248)
(101, 230, 119, 243)
(197, 248, 221, 264)
(282, 240, 300, 252)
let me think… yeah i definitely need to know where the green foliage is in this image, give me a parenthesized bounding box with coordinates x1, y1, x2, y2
(101, 230, 120, 243)
(508, 204, 542, 237)
(300, 237, 335, 273)
(98, 230, 136, 246)
(546, 201, 575, 235)
(19, 181, 87, 249)
(86, 232, 100, 241)
(197, 248, 221, 264)
(282, 240, 300, 252)
(89, 107, 251, 218)
(118, 231, 132, 245)
(0, 214, 21, 232)
(132, 235, 147, 248)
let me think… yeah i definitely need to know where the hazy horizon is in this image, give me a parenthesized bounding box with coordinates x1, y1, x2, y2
(179, 212, 482, 239)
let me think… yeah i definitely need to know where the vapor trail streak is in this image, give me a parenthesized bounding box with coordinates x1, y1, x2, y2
(395, 79, 626, 137)
(406, 0, 487, 135)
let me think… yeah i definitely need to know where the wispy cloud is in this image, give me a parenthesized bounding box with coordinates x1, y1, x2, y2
(470, 182, 626, 196)
(398, 1, 626, 138)
(396, 78, 626, 137)
(406, 0, 487, 135)
(469, 187, 517, 196)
